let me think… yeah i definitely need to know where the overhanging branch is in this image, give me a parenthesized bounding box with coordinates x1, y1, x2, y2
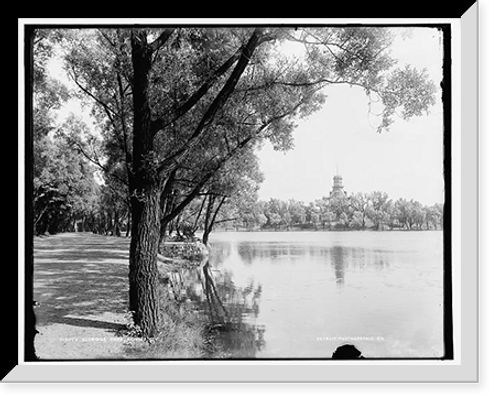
(156, 28, 264, 175)
(68, 65, 119, 118)
(151, 45, 244, 135)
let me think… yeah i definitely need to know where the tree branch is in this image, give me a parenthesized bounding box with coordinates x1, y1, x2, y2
(214, 217, 237, 225)
(248, 77, 399, 102)
(148, 28, 176, 53)
(98, 29, 116, 48)
(116, 72, 133, 174)
(156, 28, 264, 175)
(159, 133, 254, 228)
(208, 196, 227, 232)
(70, 139, 128, 188)
(160, 168, 178, 214)
(204, 195, 215, 234)
(151, 45, 243, 135)
(193, 194, 208, 230)
(68, 65, 119, 118)
(160, 175, 208, 227)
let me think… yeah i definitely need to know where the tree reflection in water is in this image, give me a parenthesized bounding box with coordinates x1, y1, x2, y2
(236, 241, 389, 290)
(166, 258, 265, 358)
(331, 246, 345, 289)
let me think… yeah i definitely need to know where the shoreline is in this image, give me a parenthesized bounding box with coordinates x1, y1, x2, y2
(210, 228, 443, 233)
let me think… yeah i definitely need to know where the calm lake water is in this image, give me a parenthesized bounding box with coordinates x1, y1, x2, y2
(196, 231, 444, 359)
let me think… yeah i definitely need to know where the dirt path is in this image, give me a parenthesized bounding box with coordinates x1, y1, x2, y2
(34, 233, 134, 360)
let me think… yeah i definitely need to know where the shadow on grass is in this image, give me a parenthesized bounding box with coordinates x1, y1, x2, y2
(57, 316, 125, 331)
(34, 233, 131, 331)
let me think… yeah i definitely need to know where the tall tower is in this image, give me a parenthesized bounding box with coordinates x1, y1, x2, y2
(330, 167, 346, 198)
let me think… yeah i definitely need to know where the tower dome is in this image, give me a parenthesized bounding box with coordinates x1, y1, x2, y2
(330, 168, 346, 198)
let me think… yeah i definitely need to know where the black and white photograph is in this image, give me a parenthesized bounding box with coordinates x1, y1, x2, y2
(25, 23, 452, 363)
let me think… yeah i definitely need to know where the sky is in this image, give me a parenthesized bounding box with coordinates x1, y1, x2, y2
(48, 27, 444, 207)
(256, 28, 444, 206)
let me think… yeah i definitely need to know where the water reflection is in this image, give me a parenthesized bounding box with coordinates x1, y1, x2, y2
(168, 232, 445, 358)
(331, 246, 345, 289)
(207, 231, 443, 358)
(166, 258, 265, 358)
(235, 241, 390, 285)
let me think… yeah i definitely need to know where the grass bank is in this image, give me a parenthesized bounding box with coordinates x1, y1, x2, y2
(121, 273, 227, 359)
(121, 241, 226, 359)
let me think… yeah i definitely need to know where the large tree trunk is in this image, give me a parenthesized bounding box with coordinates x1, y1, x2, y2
(129, 181, 161, 337)
(127, 28, 261, 336)
(128, 30, 161, 337)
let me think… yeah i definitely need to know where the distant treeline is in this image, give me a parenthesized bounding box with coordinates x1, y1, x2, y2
(212, 191, 444, 232)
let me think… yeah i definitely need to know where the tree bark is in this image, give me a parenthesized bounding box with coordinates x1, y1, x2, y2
(128, 30, 161, 337)
(129, 182, 161, 337)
